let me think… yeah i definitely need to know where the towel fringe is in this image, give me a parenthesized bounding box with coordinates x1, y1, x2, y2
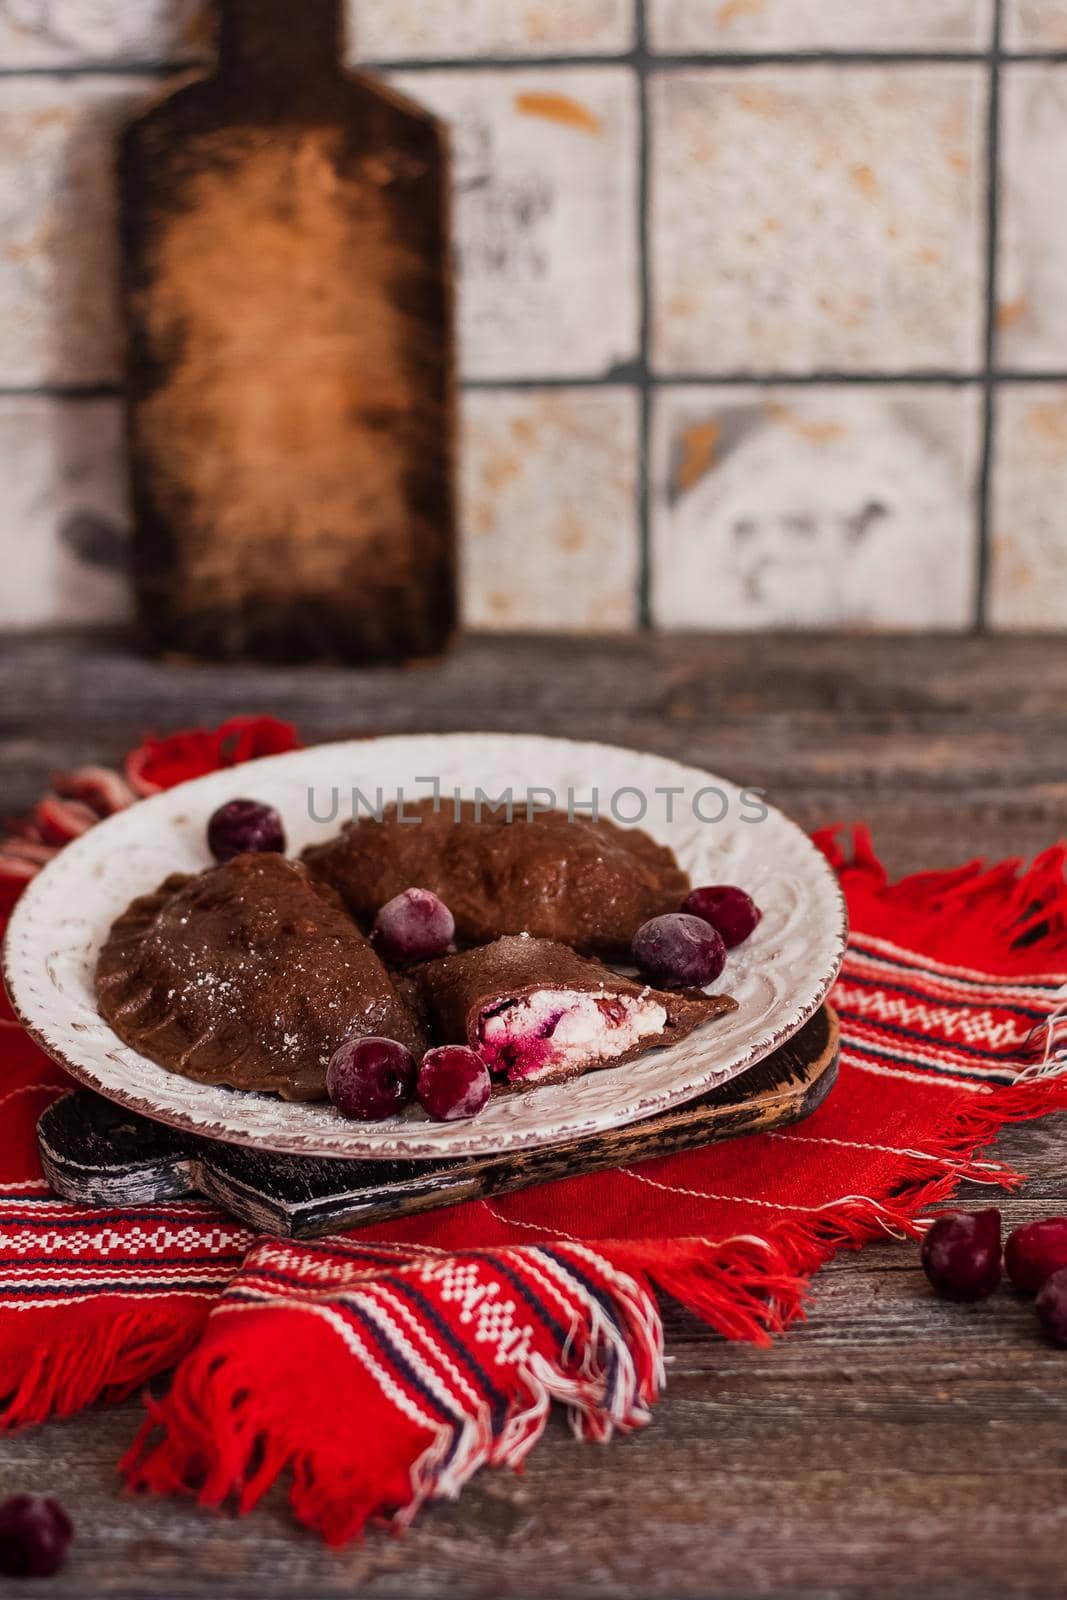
(122, 1245, 669, 1546)
(0, 1301, 206, 1435)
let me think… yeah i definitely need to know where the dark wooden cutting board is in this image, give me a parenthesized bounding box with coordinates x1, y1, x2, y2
(38, 1006, 839, 1239)
(120, 0, 455, 664)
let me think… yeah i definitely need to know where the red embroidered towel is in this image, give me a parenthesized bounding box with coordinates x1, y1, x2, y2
(3, 721, 1067, 1545)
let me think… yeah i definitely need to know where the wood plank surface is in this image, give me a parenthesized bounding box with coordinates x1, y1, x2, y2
(1, 629, 1066, 1600)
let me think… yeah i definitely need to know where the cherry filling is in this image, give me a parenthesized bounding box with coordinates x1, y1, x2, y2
(478, 988, 668, 1084)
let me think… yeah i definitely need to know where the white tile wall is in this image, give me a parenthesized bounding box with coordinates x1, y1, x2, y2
(998, 65, 1067, 371)
(989, 386, 1067, 629)
(1003, 2, 1067, 51)
(649, 0, 993, 53)
(651, 385, 982, 629)
(356, 0, 635, 60)
(0, 396, 131, 627)
(0, 75, 146, 384)
(0, 1, 206, 67)
(650, 66, 986, 375)
(390, 67, 639, 380)
(461, 387, 639, 630)
(0, 2, 1064, 634)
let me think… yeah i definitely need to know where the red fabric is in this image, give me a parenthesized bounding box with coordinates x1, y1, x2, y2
(3, 729, 1067, 1544)
(125, 716, 300, 797)
(0, 718, 299, 912)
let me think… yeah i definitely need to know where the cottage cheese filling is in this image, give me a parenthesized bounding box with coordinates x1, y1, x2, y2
(478, 987, 668, 1083)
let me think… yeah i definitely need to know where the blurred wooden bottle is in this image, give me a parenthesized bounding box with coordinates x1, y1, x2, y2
(119, 0, 455, 663)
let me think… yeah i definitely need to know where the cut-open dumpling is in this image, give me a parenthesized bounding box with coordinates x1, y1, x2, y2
(96, 853, 425, 1100)
(413, 934, 736, 1088)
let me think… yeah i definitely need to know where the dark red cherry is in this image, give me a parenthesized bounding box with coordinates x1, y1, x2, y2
(920, 1209, 1002, 1300)
(681, 885, 762, 948)
(326, 1036, 416, 1121)
(207, 799, 286, 863)
(1005, 1217, 1067, 1293)
(0, 1495, 72, 1578)
(632, 913, 726, 988)
(417, 1046, 492, 1122)
(372, 887, 454, 965)
(1036, 1266, 1067, 1344)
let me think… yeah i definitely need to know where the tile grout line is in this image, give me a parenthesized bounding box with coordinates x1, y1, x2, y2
(18, 369, 1067, 400)
(634, 0, 653, 630)
(15, 371, 1067, 402)
(0, 384, 125, 400)
(29, 46, 1067, 84)
(12, 50, 1067, 79)
(975, 0, 1004, 632)
(13, 48, 1067, 81)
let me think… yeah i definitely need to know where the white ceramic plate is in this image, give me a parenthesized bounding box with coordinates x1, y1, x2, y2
(2, 733, 846, 1160)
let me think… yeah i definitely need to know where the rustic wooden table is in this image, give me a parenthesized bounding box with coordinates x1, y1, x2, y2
(2, 629, 1066, 1600)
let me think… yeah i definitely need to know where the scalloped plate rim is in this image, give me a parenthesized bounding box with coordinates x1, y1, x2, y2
(2, 732, 848, 1161)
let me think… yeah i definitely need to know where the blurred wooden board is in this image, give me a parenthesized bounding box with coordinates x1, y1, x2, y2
(120, 0, 455, 663)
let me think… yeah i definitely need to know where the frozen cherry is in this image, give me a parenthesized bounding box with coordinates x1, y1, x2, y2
(681, 885, 762, 949)
(326, 1036, 416, 1121)
(0, 1495, 72, 1579)
(632, 913, 726, 988)
(920, 1208, 1002, 1300)
(417, 1046, 492, 1122)
(1005, 1217, 1067, 1293)
(207, 799, 286, 863)
(372, 888, 455, 965)
(1036, 1266, 1067, 1343)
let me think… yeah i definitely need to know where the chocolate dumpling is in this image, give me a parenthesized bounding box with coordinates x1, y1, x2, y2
(96, 853, 426, 1100)
(303, 800, 691, 957)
